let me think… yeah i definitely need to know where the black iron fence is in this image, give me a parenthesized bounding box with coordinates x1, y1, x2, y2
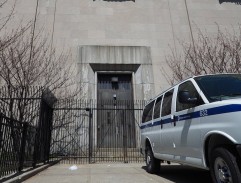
(0, 86, 44, 126)
(51, 99, 146, 164)
(0, 86, 56, 179)
(0, 84, 146, 175)
(0, 114, 36, 177)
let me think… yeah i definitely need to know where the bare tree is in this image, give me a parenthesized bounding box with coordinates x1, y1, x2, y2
(163, 25, 241, 85)
(0, 1, 80, 123)
(0, 0, 12, 30)
(0, 1, 84, 164)
(0, 30, 80, 120)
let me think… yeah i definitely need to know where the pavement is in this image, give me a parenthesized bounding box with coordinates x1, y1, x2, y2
(14, 163, 213, 183)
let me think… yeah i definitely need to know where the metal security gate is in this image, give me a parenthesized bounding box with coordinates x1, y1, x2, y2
(97, 100, 136, 148)
(50, 100, 145, 164)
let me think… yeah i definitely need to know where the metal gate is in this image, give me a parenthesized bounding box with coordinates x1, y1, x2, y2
(0, 87, 56, 179)
(97, 100, 136, 148)
(50, 100, 145, 164)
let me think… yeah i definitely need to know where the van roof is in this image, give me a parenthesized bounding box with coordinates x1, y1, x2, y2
(147, 73, 241, 104)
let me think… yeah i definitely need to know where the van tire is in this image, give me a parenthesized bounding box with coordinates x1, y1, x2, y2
(210, 147, 241, 183)
(146, 146, 160, 174)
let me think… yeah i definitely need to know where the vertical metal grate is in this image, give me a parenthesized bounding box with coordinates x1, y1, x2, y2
(50, 99, 146, 164)
(0, 87, 55, 179)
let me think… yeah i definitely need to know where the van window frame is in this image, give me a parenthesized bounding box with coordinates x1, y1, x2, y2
(142, 100, 155, 123)
(153, 95, 163, 119)
(161, 89, 174, 117)
(176, 80, 204, 112)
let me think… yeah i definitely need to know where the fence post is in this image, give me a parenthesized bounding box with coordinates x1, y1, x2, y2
(32, 99, 43, 168)
(0, 114, 3, 148)
(19, 123, 28, 171)
(86, 107, 93, 164)
(46, 107, 54, 163)
(122, 109, 128, 163)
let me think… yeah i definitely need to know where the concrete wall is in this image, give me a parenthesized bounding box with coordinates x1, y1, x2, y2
(1, 0, 241, 99)
(78, 45, 154, 100)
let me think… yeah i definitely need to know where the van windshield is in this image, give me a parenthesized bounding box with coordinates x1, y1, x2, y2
(194, 74, 241, 102)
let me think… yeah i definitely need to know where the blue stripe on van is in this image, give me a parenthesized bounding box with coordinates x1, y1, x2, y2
(140, 104, 241, 129)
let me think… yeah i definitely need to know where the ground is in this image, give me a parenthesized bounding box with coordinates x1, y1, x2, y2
(22, 163, 212, 183)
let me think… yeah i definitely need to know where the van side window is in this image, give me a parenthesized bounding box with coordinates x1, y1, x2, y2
(161, 90, 174, 116)
(176, 81, 204, 112)
(153, 96, 163, 119)
(142, 100, 155, 123)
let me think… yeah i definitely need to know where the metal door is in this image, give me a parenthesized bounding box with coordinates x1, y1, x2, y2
(97, 74, 135, 148)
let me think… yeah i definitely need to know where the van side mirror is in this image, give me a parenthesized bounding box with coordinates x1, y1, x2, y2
(178, 90, 197, 104)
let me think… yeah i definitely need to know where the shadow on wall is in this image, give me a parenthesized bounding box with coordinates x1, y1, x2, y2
(219, 0, 241, 4)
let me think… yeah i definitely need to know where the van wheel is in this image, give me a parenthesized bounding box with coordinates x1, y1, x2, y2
(210, 147, 241, 183)
(146, 146, 160, 174)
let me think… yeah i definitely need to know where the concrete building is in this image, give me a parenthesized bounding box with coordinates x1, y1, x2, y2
(1, 0, 241, 161)
(2, 0, 241, 101)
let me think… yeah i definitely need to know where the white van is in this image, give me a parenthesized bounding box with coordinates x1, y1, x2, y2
(140, 74, 241, 183)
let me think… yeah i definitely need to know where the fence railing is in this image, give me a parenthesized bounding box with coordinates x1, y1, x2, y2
(0, 87, 56, 180)
(0, 113, 36, 178)
(0, 86, 44, 126)
(51, 99, 146, 164)
(0, 87, 146, 175)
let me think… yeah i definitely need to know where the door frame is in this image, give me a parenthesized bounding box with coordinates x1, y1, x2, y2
(95, 71, 136, 148)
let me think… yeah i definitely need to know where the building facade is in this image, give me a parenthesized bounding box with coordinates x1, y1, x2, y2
(1, 0, 241, 162)
(2, 0, 241, 101)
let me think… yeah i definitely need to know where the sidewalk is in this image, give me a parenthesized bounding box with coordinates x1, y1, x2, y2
(20, 163, 212, 183)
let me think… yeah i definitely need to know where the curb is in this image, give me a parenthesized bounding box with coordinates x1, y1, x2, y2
(3, 161, 59, 183)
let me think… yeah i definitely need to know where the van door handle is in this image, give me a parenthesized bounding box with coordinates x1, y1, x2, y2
(171, 115, 176, 127)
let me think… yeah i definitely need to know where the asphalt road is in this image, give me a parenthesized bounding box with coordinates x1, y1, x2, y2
(22, 163, 212, 183)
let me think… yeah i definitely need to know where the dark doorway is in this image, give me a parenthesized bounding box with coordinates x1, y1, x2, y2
(97, 74, 136, 148)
